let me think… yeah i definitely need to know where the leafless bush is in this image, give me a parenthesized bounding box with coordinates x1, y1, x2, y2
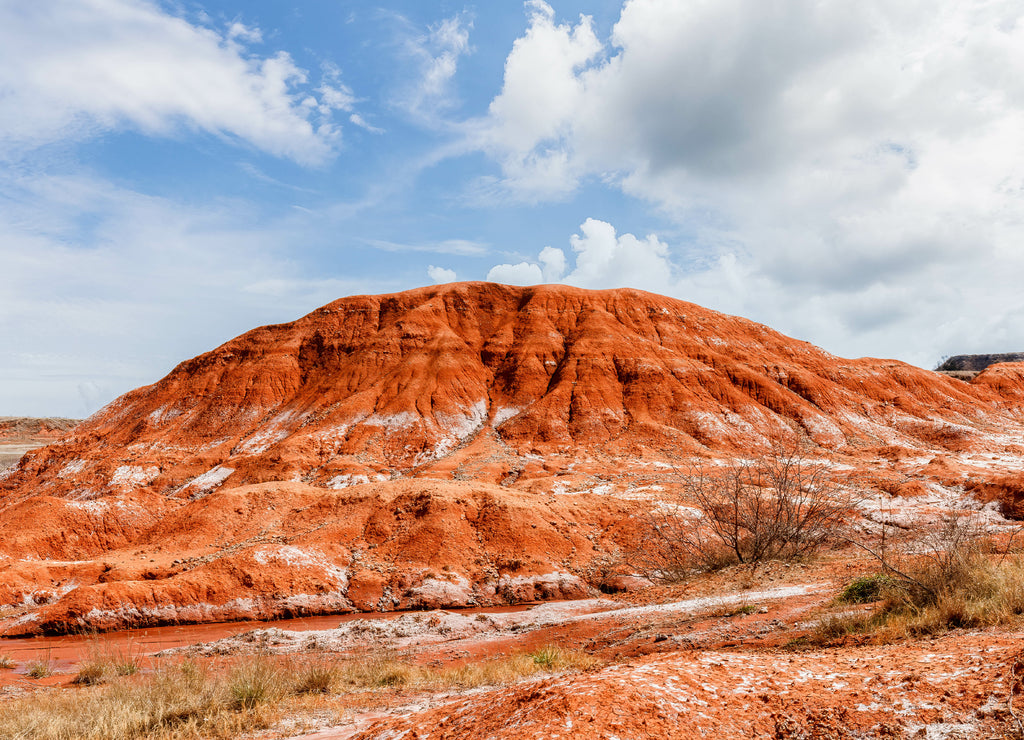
(632, 445, 852, 581)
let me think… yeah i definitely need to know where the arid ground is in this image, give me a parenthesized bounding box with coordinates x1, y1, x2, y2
(3, 283, 1024, 738)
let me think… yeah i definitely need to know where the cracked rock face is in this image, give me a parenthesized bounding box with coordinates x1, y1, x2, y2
(3, 282, 1024, 634)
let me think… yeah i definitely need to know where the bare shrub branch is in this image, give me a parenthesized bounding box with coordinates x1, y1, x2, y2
(630, 442, 853, 581)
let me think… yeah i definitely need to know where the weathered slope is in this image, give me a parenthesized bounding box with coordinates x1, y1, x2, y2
(3, 282, 1018, 504)
(0, 479, 637, 635)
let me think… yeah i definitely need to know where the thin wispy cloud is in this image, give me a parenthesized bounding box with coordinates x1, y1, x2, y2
(0, 0, 355, 165)
(364, 238, 489, 256)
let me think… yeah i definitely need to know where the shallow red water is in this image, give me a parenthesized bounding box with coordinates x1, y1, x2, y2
(0, 604, 535, 683)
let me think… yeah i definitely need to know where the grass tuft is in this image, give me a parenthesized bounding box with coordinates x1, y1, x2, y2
(818, 546, 1024, 644)
(25, 653, 54, 679)
(227, 657, 286, 710)
(0, 654, 13, 670)
(290, 657, 339, 695)
(73, 637, 144, 686)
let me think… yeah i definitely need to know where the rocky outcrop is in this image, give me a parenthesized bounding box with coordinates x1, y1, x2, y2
(4, 283, 1021, 504)
(4, 282, 1024, 633)
(937, 352, 1024, 372)
(0, 479, 636, 635)
(0, 416, 79, 470)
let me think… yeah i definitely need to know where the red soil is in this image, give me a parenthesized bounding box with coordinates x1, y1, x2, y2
(2, 282, 1024, 636)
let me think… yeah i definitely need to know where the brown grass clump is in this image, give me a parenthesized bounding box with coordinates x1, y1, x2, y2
(290, 656, 340, 695)
(73, 637, 143, 686)
(0, 647, 601, 740)
(25, 652, 54, 679)
(818, 517, 1024, 642)
(0, 654, 13, 670)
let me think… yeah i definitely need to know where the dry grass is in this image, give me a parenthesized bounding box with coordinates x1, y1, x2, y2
(73, 637, 143, 686)
(815, 552, 1024, 643)
(0, 646, 600, 740)
(332, 645, 598, 691)
(0, 658, 280, 740)
(0, 654, 14, 670)
(24, 652, 54, 679)
(879, 555, 1024, 636)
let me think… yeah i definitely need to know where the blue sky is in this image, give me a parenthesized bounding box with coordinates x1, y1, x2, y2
(3, 0, 1024, 417)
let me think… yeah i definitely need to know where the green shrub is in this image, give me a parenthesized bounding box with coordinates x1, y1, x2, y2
(837, 574, 893, 604)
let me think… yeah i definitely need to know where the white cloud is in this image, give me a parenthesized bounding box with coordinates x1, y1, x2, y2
(226, 21, 262, 44)
(479, 1, 600, 197)
(538, 246, 566, 282)
(398, 13, 473, 123)
(487, 219, 673, 292)
(0, 0, 352, 164)
(0, 171, 396, 417)
(349, 113, 385, 134)
(427, 265, 457, 283)
(475, 0, 1024, 366)
(486, 261, 545, 286)
(317, 63, 357, 115)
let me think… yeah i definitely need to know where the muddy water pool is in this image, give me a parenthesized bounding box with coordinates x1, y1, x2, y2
(0, 604, 535, 679)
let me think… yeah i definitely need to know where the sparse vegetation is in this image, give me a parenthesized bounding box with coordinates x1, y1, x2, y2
(836, 574, 892, 604)
(227, 656, 287, 710)
(816, 516, 1024, 642)
(0, 647, 600, 740)
(25, 652, 54, 679)
(73, 637, 143, 685)
(632, 443, 852, 580)
(0, 654, 13, 669)
(290, 657, 338, 695)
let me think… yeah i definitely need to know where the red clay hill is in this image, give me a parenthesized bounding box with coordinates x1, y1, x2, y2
(3, 282, 1024, 634)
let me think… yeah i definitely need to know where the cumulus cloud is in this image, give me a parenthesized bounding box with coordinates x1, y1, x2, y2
(0, 0, 352, 164)
(476, 0, 1024, 366)
(486, 219, 673, 291)
(480, 1, 600, 197)
(427, 265, 457, 283)
(486, 261, 545, 285)
(537, 246, 566, 282)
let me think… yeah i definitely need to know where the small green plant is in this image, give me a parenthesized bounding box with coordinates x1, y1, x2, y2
(837, 574, 893, 604)
(530, 646, 560, 670)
